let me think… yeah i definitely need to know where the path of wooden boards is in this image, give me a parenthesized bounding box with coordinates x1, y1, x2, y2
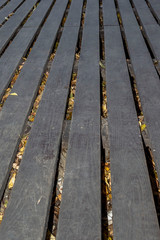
(0, 0, 160, 239)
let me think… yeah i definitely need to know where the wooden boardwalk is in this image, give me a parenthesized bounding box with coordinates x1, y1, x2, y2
(0, 0, 160, 239)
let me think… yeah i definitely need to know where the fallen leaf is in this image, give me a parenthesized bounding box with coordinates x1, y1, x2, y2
(140, 124, 146, 132)
(99, 61, 105, 69)
(10, 93, 18, 96)
(8, 173, 16, 189)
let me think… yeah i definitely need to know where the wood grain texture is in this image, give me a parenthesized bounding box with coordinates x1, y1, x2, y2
(0, 24, 80, 240)
(118, 0, 160, 201)
(0, 0, 53, 98)
(0, 0, 37, 52)
(56, 1, 101, 239)
(0, 0, 68, 199)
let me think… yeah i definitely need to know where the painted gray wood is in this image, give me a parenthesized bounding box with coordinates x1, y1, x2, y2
(118, 0, 160, 196)
(0, 0, 23, 23)
(0, 24, 80, 240)
(0, 0, 53, 98)
(0, 0, 37, 52)
(56, 1, 101, 240)
(0, 0, 68, 200)
(103, 0, 118, 26)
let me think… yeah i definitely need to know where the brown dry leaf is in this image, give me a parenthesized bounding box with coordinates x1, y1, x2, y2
(8, 12, 14, 17)
(28, 115, 35, 122)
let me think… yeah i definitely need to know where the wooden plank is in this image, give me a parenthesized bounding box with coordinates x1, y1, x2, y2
(147, 0, 160, 19)
(103, 2, 160, 238)
(0, 0, 22, 23)
(131, 0, 160, 61)
(103, 0, 118, 26)
(104, 24, 160, 240)
(0, 0, 37, 52)
(0, 0, 68, 199)
(145, 24, 160, 60)
(56, 1, 101, 240)
(132, 0, 155, 25)
(0, 0, 53, 98)
(0, 0, 9, 9)
(65, 0, 83, 26)
(0, 3, 83, 239)
(118, 0, 160, 192)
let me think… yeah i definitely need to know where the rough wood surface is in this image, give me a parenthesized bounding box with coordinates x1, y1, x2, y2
(0, 0, 37, 52)
(105, 25, 160, 240)
(0, 0, 68, 199)
(0, 0, 22, 23)
(147, 0, 160, 19)
(56, 1, 101, 239)
(0, 25, 80, 240)
(0, 0, 53, 98)
(132, 0, 155, 25)
(103, 0, 118, 26)
(0, 0, 159, 239)
(103, 1, 160, 239)
(132, 0, 160, 61)
(118, 0, 160, 193)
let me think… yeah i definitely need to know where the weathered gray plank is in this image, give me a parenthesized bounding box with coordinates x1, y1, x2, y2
(0, 26, 80, 240)
(103, 1, 160, 239)
(56, 1, 101, 240)
(65, 0, 83, 27)
(147, 0, 160, 19)
(132, 0, 155, 25)
(0, 0, 68, 199)
(103, 0, 118, 26)
(131, 0, 160, 61)
(0, 0, 22, 23)
(144, 24, 160, 60)
(0, 1, 83, 238)
(0, 0, 9, 9)
(104, 25, 160, 240)
(0, 0, 37, 52)
(118, 0, 160, 194)
(0, 0, 53, 98)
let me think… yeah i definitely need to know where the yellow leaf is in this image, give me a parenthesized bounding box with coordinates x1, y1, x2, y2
(10, 93, 18, 96)
(140, 124, 146, 132)
(0, 213, 3, 222)
(8, 173, 16, 189)
(4, 200, 8, 208)
(99, 61, 105, 69)
(20, 146, 25, 153)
